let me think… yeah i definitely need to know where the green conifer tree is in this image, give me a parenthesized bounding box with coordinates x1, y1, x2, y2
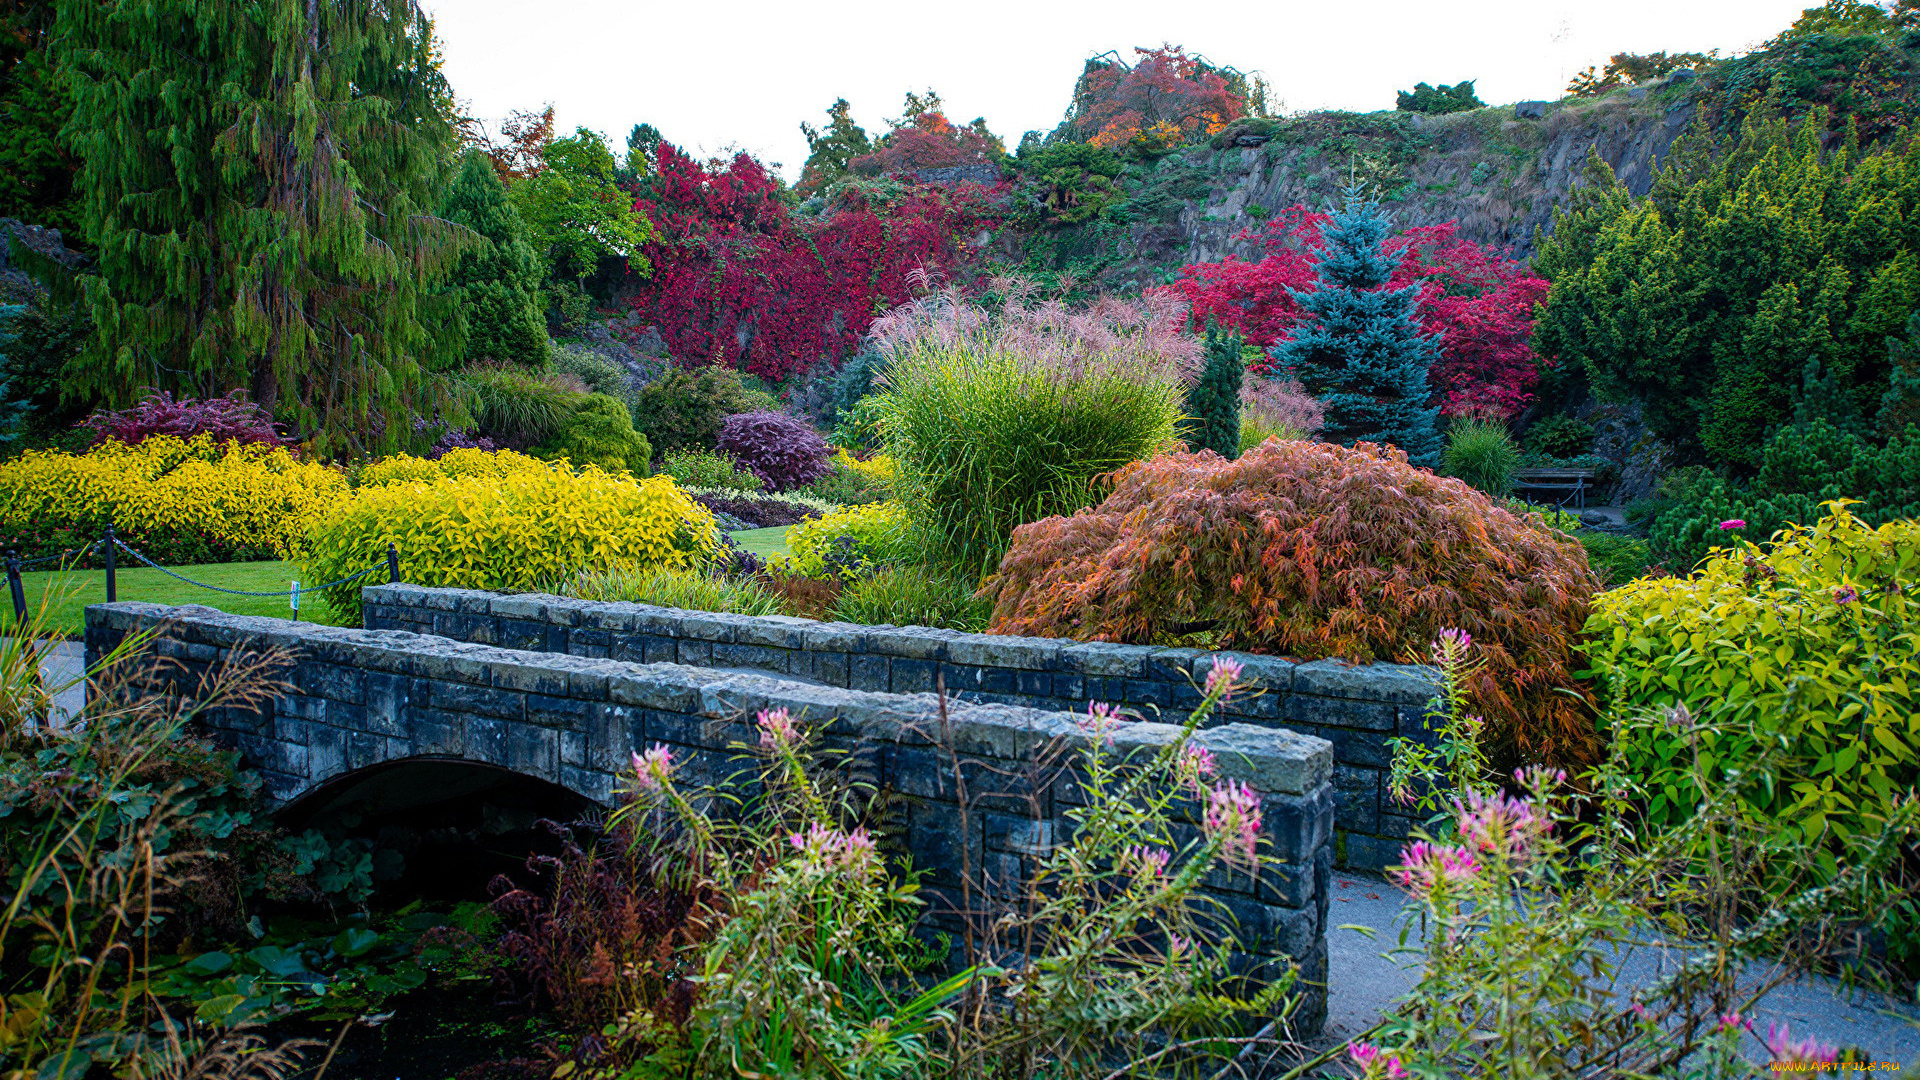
(439, 151, 548, 367)
(1271, 185, 1442, 467)
(53, 0, 466, 455)
(1181, 321, 1243, 458)
(1881, 311, 1920, 437)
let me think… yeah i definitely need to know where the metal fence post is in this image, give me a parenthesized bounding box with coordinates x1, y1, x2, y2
(6, 550, 25, 624)
(387, 542, 400, 584)
(103, 524, 116, 602)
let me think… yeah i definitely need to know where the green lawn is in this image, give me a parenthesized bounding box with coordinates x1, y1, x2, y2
(15, 559, 342, 639)
(729, 525, 792, 560)
(15, 529, 792, 638)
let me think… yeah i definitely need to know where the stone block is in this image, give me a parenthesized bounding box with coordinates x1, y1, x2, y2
(525, 692, 592, 728)
(1191, 724, 1332, 796)
(301, 664, 364, 704)
(848, 654, 890, 692)
(891, 657, 938, 694)
(363, 672, 408, 736)
(809, 652, 850, 688)
(733, 616, 811, 650)
(1340, 833, 1401, 872)
(1287, 693, 1397, 735)
(1330, 764, 1381, 836)
(307, 725, 349, 780)
(489, 659, 571, 697)
(674, 639, 713, 668)
(1293, 658, 1437, 707)
(427, 681, 526, 721)
(945, 634, 1063, 671)
(1262, 786, 1334, 863)
(1310, 722, 1394, 768)
(561, 730, 587, 768)
(407, 709, 466, 755)
(506, 724, 558, 779)
(1058, 640, 1153, 677)
(609, 671, 703, 713)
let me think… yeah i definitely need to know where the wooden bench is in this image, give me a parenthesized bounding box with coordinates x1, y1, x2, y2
(1512, 467, 1597, 510)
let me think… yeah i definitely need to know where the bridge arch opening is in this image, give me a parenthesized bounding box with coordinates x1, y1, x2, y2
(276, 757, 599, 900)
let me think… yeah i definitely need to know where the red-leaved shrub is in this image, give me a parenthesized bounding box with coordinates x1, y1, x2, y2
(983, 440, 1601, 765)
(81, 389, 287, 448)
(1158, 208, 1550, 419)
(624, 144, 1003, 381)
(715, 410, 832, 492)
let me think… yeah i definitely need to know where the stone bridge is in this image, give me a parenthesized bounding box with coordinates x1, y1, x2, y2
(83, 588, 1446, 1036)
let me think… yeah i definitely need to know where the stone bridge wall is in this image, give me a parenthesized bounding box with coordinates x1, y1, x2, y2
(85, 602, 1336, 1033)
(362, 585, 1435, 869)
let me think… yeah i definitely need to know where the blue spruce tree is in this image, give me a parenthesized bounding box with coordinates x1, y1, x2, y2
(1270, 185, 1442, 467)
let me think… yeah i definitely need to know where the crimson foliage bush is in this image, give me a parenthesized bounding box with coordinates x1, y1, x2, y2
(983, 439, 1603, 766)
(715, 411, 832, 493)
(81, 390, 286, 448)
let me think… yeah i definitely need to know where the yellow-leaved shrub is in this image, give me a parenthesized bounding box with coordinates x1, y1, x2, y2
(303, 466, 721, 620)
(357, 447, 552, 487)
(1581, 503, 1919, 861)
(774, 501, 916, 580)
(0, 435, 346, 562)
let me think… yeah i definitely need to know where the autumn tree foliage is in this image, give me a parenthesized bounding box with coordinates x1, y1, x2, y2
(622, 142, 1002, 380)
(847, 91, 1005, 178)
(466, 105, 556, 182)
(1065, 46, 1250, 155)
(983, 438, 1603, 767)
(1158, 206, 1550, 419)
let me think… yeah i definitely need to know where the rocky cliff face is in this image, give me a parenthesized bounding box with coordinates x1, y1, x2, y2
(1037, 85, 1699, 291)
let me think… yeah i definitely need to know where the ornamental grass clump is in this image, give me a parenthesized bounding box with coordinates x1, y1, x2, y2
(985, 438, 1604, 767)
(870, 277, 1191, 573)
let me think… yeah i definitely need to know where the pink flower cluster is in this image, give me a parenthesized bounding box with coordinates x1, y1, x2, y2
(631, 744, 675, 791)
(1454, 788, 1552, 866)
(1764, 1022, 1840, 1065)
(1348, 1042, 1408, 1078)
(1718, 519, 1746, 531)
(757, 707, 800, 752)
(788, 822, 879, 874)
(1390, 840, 1480, 893)
(1177, 744, 1219, 794)
(1125, 844, 1172, 880)
(1430, 627, 1473, 667)
(1077, 700, 1128, 742)
(1204, 656, 1246, 701)
(1203, 780, 1263, 864)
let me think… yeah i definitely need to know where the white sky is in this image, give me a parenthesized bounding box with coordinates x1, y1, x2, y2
(428, 0, 1824, 181)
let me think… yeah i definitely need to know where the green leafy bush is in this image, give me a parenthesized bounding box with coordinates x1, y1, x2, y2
(797, 450, 893, 505)
(550, 344, 634, 402)
(1522, 414, 1594, 459)
(1394, 80, 1483, 114)
(562, 564, 785, 616)
(661, 448, 763, 492)
(1582, 503, 1919, 890)
(827, 566, 992, 631)
(1440, 419, 1520, 496)
(631, 364, 781, 453)
(533, 393, 651, 475)
(1576, 531, 1653, 587)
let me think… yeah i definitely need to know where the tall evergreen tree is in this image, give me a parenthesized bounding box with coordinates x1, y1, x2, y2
(53, 0, 467, 455)
(1881, 310, 1920, 437)
(1181, 321, 1243, 457)
(0, 0, 78, 235)
(1271, 185, 1441, 467)
(439, 150, 548, 367)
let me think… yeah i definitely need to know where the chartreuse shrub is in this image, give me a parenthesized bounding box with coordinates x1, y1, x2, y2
(879, 344, 1181, 573)
(303, 467, 719, 621)
(0, 434, 345, 564)
(799, 449, 895, 505)
(776, 501, 917, 581)
(986, 439, 1604, 766)
(357, 446, 551, 487)
(1582, 504, 1919, 878)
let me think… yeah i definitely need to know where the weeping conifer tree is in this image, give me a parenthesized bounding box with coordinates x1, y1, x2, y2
(55, 0, 469, 454)
(1271, 184, 1442, 468)
(439, 150, 549, 368)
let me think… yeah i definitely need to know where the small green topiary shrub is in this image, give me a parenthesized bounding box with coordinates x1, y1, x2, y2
(533, 393, 651, 475)
(631, 365, 781, 453)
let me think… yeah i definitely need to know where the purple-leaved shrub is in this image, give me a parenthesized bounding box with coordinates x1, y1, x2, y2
(81, 390, 286, 449)
(715, 410, 831, 493)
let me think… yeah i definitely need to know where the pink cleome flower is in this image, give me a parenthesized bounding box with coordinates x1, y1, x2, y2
(1430, 627, 1474, 667)
(788, 822, 879, 874)
(1204, 656, 1246, 700)
(631, 744, 675, 791)
(1718, 519, 1746, 531)
(757, 706, 801, 752)
(1455, 788, 1553, 865)
(1177, 744, 1219, 794)
(1764, 1022, 1840, 1065)
(1390, 840, 1480, 894)
(1203, 780, 1263, 864)
(1126, 843, 1173, 879)
(1347, 1042, 1409, 1078)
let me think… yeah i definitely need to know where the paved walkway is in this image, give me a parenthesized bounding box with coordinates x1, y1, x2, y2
(3, 638, 85, 723)
(1314, 869, 1920, 1066)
